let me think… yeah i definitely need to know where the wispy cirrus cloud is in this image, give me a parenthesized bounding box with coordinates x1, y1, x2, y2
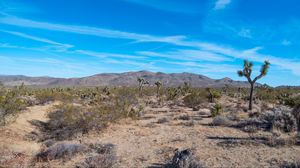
(137, 49, 232, 62)
(214, 0, 231, 10)
(122, 0, 202, 14)
(0, 14, 186, 44)
(74, 50, 146, 59)
(0, 30, 73, 50)
(1, 14, 300, 77)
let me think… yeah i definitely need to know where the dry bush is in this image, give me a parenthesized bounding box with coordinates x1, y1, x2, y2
(0, 88, 28, 125)
(178, 115, 190, 121)
(265, 136, 298, 147)
(36, 142, 88, 161)
(210, 104, 223, 118)
(41, 88, 143, 140)
(183, 90, 207, 108)
(292, 105, 300, 132)
(165, 149, 205, 168)
(76, 143, 117, 168)
(280, 160, 300, 168)
(211, 116, 231, 126)
(235, 106, 297, 133)
(157, 117, 169, 124)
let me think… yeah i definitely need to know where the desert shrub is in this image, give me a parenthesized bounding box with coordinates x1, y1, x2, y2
(36, 142, 88, 161)
(76, 143, 117, 168)
(45, 104, 102, 140)
(235, 107, 297, 133)
(178, 115, 190, 120)
(265, 136, 298, 147)
(183, 91, 206, 108)
(166, 149, 205, 168)
(292, 105, 300, 132)
(212, 116, 231, 126)
(0, 88, 28, 125)
(210, 104, 223, 118)
(157, 117, 169, 124)
(272, 111, 297, 133)
(285, 96, 300, 108)
(44, 88, 142, 140)
(280, 160, 300, 168)
(34, 89, 56, 104)
(167, 88, 181, 101)
(206, 88, 221, 103)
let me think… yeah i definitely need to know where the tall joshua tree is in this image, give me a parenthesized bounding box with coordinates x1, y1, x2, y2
(237, 60, 270, 110)
(137, 77, 149, 96)
(155, 81, 162, 97)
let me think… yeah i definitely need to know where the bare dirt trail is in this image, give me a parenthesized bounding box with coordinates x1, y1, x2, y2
(0, 102, 58, 167)
(84, 105, 300, 168)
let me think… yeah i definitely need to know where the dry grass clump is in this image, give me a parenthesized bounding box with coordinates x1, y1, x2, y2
(38, 88, 143, 141)
(165, 149, 205, 168)
(35, 142, 117, 168)
(0, 87, 28, 125)
(211, 116, 231, 126)
(183, 90, 207, 109)
(235, 106, 297, 133)
(36, 142, 88, 161)
(210, 103, 223, 118)
(280, 160, 300, 168)
(76, 143, 117, 168)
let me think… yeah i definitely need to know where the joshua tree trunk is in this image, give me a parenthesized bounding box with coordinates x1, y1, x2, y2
(249, 83, 254, 111)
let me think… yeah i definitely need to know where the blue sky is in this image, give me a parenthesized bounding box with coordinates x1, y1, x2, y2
(0, 0, 300, 86)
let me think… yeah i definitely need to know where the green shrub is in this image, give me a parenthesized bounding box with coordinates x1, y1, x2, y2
(0, 88, 27, 125)
(183, 89, 208, 108)
(211, 103, 223, 118)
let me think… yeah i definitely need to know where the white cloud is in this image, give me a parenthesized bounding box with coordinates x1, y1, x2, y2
(75, 50, 146, 59)
(1, 15, 300, 76)
(0, 30, 73, 51)
(214, 0, 231, 10)
(0, 15, 185, 44)
(137, 49, 232, 62)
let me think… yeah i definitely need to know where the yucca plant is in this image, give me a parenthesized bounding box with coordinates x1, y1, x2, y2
(211, 103, 223, 117)
(154, 81, 162, 98)
(137, 77, 149, 96)
(237, 60, 270, 110)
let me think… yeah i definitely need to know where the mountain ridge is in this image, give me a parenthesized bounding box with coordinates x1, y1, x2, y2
(0, 71, 253, 87)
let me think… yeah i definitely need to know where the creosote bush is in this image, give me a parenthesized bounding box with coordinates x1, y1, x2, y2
(211, 103, 223, 118)
(44, 88, 143, 140)
(0, 87, 28, 125)
(183, 89, 208, 108)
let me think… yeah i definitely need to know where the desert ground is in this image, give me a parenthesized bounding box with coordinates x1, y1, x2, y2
(1, 86, 300, 168)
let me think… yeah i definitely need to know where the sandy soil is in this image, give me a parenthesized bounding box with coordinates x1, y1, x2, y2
(0, 102, 58, 168)
(1, 101, 300, 168)
(84, 105, 300, 168)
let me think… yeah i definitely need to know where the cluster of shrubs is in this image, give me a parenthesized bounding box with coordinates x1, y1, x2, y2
(35, 142, 117, 168)
(0, 87, 29, 125)
(37, 87, 144, 141)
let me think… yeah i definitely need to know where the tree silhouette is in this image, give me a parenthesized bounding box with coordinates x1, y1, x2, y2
(237, 60, 270, 110)
(154, 81, 162, 97)
(137, 77, 149, 96)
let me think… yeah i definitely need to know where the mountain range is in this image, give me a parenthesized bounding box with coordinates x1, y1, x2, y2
(0, 71, 252, 87)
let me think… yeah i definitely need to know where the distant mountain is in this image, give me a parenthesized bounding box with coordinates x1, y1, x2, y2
(0, 71, 251, 87)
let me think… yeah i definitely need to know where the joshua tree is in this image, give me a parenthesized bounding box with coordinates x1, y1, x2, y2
(237, 60, 270, 110)
(154, 81, 162, 97)
(206, 88, 220, 103)
(137, 77, 149, 96)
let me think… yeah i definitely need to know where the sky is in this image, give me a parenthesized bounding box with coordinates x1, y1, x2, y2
(0, 0, 300, 86)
